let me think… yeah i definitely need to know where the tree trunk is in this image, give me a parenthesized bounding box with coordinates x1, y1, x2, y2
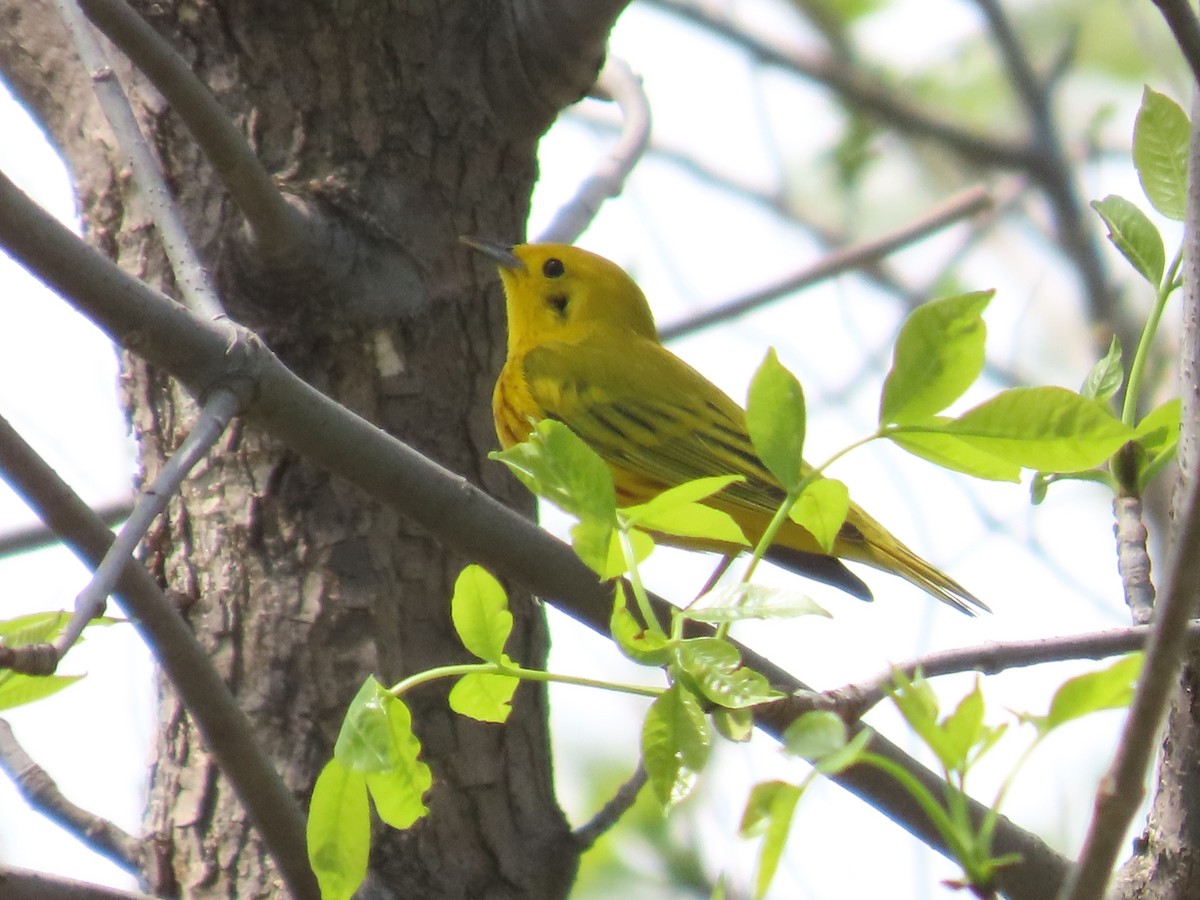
(0, 0, 610, 895)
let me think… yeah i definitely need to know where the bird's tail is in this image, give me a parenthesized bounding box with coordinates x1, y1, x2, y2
(855, 525, 988, 616)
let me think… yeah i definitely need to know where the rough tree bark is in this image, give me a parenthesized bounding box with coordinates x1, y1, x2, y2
(0, 0, 619, 895)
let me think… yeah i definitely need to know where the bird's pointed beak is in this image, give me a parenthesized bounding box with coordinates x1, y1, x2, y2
(459, 236, 525, 271)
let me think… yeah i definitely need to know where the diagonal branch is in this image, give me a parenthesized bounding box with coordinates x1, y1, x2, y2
(0, 865, 162, 900)
(1151, 0, 1200, 86)
(77, 0, 311, 269)
(537, 56, 651, 244)
(0, 719, 144, 873)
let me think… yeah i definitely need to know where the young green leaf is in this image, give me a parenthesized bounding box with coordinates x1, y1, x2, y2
(812, 728, 873, 776)
(642, 682, 711, 809)
(335, 678, 403, 772)
(1025, 654, 1142, 737)
(739, 780, 802, 900)
(620, 474, 745, 523)
(687, 583, 830, 622)
(925, 387, 1136, 472)
(0, 611, 70, 643)
(676, 638, 784, 709)
(0, 673, 84, 712)
(879, 290, 993, 425)
(1091, 196, 1166, 286)
(490, 419, 616, 525)
(713, 706, 755, 743)
(569, 517, 619, 577)
(937, 680, 987, 774)
(363, 694, 432, 829)
(307, 760, 370, 900)
(1080, 336, 1124, 402)
(450, 566, 512, 664)
(887, 428, 1022, 482)
(610, 584, 673, 666)
(788, 478, 850, 554)
(1133, 87, 1190, 221)
(782, 710, 848, 760)
(746, 349, 806, 492)
(448, 671, 519, 723)
(1135, 398, 1181, 489)
(621, 488, 750, 546)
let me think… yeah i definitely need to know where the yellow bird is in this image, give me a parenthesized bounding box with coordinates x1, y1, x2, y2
(463, 239, 986, 615)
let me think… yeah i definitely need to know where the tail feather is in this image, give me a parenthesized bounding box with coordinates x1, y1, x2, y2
(765, 546, 874, 602)
(860, 537, 988, 616)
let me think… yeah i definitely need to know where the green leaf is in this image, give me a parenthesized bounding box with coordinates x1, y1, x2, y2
(927, 387, 1136, 472)
(307, 760, 370, 900)
(1091, 195, 1166, 286)
(788, 478, 850, 554)
(1135, 398, 1181, 489)
(879, 291, 993, 425)
(490, 419, 616, 525)
(0, 611, 70, 644)
(450, 566, 512, 664)
(782, 710, 847, 760)
(687, 583, 830, 622)
(812, 727, 873, 776)
(676, 638, 783, 709)
(1080, 336, 1124, 402)
(610, 584, 673, 666)
(335, 678, 403, 772)
(619, 494, 748, 542)
(739, 781, 802, 900)
(620, 475, 745, 525)
(888, 427, 1022, 482)
(448, 671, 518, 723)
(746, 349, 806, 492)
(1133, 87, 1190, 221)
(642, 682, 711, 809)
(0, 673, 84, 712)
(1027, 654, 1142, 736)
(713, 706, 755, 743)
(937, 680, 986, 773)
(361, 694, 431, 829)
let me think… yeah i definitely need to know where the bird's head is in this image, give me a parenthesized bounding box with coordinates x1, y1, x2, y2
(462, 239, 659, 349)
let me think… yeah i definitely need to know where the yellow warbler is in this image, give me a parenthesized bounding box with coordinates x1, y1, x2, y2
(464, 238, 986, 615)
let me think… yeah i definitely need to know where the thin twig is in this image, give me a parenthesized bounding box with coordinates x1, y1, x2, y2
(0, 499, 130, 559)
(537, 57, 651, 244)
(77, 0, 310, 265)
(1151, 0, 1200, 87)
(658, 184, 992, 340)
(51, 0, 224, 320)
(642, 0, 1042, 174)
(0, 167, 1068, 896)
(0, 413, 318, 900)
(818, 622, 1197, 724)
(0, 719, 144, 873)
(50, 388, 240, 660)
(573, 763, 648, 850)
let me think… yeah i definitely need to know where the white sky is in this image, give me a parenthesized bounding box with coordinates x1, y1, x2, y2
(0, 1, 1178, 897)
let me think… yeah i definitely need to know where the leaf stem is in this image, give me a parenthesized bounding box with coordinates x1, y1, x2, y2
(388, 660, 663, 700)
(1123, 245, 1183, 426)
(618, 524, 665, 636)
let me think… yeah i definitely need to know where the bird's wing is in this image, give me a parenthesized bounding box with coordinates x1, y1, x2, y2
(521, 337, 787, 512)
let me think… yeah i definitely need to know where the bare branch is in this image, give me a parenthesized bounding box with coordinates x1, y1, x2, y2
(0, 413, 318, 900)
(47, 388, 240, 660)
(572, 763, 647, 850)
(51, 0, 223, 319)
(1151, 0, 1200, 86)
(0, 864, 162, 900)
(75, 0, 311, 268)
(818, 622, 1193, 724)
(658, 184, 993, 340)
(642, 0, 1042, 173)
(0, 719, 144, 873)
(0, 168, 1067, 895)
(537, 57, 651, 244)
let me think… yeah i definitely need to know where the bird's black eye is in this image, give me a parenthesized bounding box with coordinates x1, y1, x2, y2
(543, 258, 565, 278)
